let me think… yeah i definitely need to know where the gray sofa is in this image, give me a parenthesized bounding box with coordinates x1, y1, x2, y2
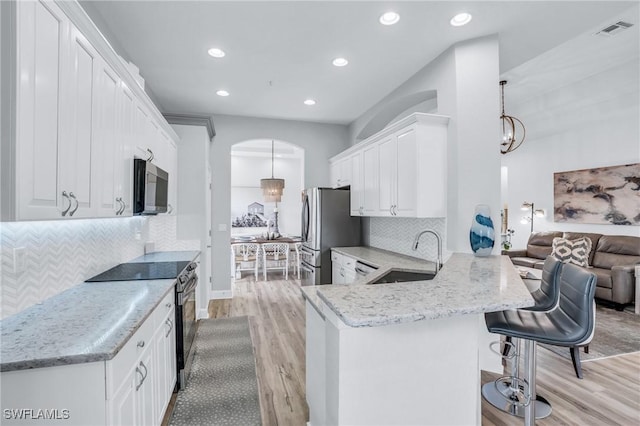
(504, 231, 640, 309)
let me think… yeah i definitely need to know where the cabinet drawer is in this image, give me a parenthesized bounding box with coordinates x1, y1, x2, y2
(107, 312, 155, 395)
(331, 251, 340, 262)
(154, 289, 175, 328)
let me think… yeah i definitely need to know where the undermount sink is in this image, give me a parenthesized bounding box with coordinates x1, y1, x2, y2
(369, 269, 436, 284)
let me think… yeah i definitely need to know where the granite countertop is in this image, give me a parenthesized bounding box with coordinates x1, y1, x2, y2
(301, 247, 533, 328)
(0, 251, 200, 372)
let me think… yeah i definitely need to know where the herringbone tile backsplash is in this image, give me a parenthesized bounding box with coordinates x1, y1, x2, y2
(0, 215, 199, 320)
(366, 217, 448, 262)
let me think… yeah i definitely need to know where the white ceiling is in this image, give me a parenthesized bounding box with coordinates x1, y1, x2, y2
(80, 1, 637, 125)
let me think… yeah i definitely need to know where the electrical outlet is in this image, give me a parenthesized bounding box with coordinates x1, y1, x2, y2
(13, 247, 26, 274)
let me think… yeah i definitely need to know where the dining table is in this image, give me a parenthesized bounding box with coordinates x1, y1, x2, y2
(230, 236, 302, 244)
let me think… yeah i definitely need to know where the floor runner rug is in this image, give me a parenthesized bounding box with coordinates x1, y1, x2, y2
(169, 316, 262, 426)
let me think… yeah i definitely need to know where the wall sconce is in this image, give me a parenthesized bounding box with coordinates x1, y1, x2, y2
(520, 201, 545, 233)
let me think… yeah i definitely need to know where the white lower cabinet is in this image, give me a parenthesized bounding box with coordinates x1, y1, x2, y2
(331, 251, 356, 284)
(0, 290, 176, 426)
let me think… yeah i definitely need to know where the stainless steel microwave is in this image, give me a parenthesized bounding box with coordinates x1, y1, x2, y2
(133, 159, 168, 215)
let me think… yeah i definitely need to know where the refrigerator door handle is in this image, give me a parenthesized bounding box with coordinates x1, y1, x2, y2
(302, 194, 310, 242)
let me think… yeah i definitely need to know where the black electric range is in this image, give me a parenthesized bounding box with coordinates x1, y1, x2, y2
(86, 261, 191, 282)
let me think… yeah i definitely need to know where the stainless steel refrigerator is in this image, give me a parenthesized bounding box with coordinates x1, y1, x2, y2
(300, 187, 362, 285)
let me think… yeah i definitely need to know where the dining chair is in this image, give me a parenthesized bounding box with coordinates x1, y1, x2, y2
(261, 242, 290, 280)
(290, 242, 302, 279)
(230, 243, 261, 280)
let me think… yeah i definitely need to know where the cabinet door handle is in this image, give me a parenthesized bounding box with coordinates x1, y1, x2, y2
(137, 340, 145, 348)
(68, 192, 79, 216)
(146, 148, 154, 162)
(61, 191, 71, 217)
(115, 197, 122, 215)
(140, 360, 148, 382)
(166, 302, 172, 308)
(165, 318, 173, 337)
(120, 199, 127, 215)
(135, 365, 144, 391)
(167, 203, 173, 214)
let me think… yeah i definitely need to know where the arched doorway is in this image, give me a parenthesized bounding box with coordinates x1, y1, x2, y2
(230, 139, 305, 238)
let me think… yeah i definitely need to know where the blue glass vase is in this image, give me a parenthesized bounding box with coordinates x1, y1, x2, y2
(470, 204, 495, 256)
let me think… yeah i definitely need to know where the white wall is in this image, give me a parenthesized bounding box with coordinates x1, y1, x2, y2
(210, 114, 349, 293)
(349, 35, 501, 254)
(501, 10, 640, 249)
(231, 151, 303, 237)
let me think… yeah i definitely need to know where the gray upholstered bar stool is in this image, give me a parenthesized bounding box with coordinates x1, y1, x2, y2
(485, 256, 563, 418)
(484, 262, 597, 425)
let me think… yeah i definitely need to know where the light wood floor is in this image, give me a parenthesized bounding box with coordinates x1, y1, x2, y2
(209, 275, 640, 426)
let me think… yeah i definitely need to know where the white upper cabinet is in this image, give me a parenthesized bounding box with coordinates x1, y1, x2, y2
(349, 152, 363, 216)
(15, 0, 69, 220)
(3, 0, 180, 221)
(329, 157, 351, 189)
(329, 113, 449, 218)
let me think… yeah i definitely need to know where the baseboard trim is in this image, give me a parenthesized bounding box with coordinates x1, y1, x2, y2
(211, 290, 233, 299)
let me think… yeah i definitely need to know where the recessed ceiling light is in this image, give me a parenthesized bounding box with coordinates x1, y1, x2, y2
(450, 12, 472, 27)
(304, 99, 316, 106)
(332, 57, 349, 67)
(207, 47, 225, 58)
(216, 90, 229, 97)
(379, 11, 400, 26)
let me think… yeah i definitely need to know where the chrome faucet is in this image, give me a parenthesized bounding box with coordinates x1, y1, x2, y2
(412, 229, 443, 274)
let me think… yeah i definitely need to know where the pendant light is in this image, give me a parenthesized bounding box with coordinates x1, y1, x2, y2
(261, 140, 285, 202)
(499, 80, 526, 154)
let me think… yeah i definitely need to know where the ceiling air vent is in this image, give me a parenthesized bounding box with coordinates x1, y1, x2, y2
(596, 21, 634, 36)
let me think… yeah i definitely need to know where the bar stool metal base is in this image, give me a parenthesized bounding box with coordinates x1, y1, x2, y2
(482, 381, 552, 419)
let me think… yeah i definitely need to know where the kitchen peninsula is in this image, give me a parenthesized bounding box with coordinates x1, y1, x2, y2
(301, 248, 534, 426)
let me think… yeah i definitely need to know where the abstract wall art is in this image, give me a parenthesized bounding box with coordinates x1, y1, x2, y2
(554, 163, 640, 225)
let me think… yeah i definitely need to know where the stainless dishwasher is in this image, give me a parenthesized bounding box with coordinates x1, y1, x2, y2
(354, 261, 378, 279)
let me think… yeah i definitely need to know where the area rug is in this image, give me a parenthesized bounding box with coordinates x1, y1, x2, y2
(540, 304, 640, 362)
(169, 316, 262, 426)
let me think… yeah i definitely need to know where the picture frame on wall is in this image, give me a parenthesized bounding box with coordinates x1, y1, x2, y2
(553, 162, 640, 226)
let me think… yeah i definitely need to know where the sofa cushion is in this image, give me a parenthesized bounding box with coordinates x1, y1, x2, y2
(526, 231, 563, 260)
(562, 232, 602, 265)
(551, 237, 592, 267)
(590, 267, 613, 289)
(592, 235, 640, 269)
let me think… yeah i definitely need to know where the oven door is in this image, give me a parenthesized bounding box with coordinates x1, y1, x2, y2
(176, 275, 197, 389)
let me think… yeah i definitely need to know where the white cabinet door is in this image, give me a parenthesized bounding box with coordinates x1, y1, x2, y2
(110, 365, 138, 426)
(15, 0, 69, 220)
(394, 127, 418, 217)
(163, 133, 178, 215)
(59, 24, 100, 218)
(361, 144, 379, 216)
(93, 58, 122, 217)
(377, 136, 395, 216)
(136, 347, 156, 426)
(118, 83, 136, 216)
(350, 152, 363, 216)
(154, 306, 176, 424)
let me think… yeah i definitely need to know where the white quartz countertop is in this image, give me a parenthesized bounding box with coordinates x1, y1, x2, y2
(301, 247, 534, 328)
(0, 251, 200, 372)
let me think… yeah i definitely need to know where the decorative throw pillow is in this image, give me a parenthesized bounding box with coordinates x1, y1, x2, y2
(551, 237, 592, 267)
